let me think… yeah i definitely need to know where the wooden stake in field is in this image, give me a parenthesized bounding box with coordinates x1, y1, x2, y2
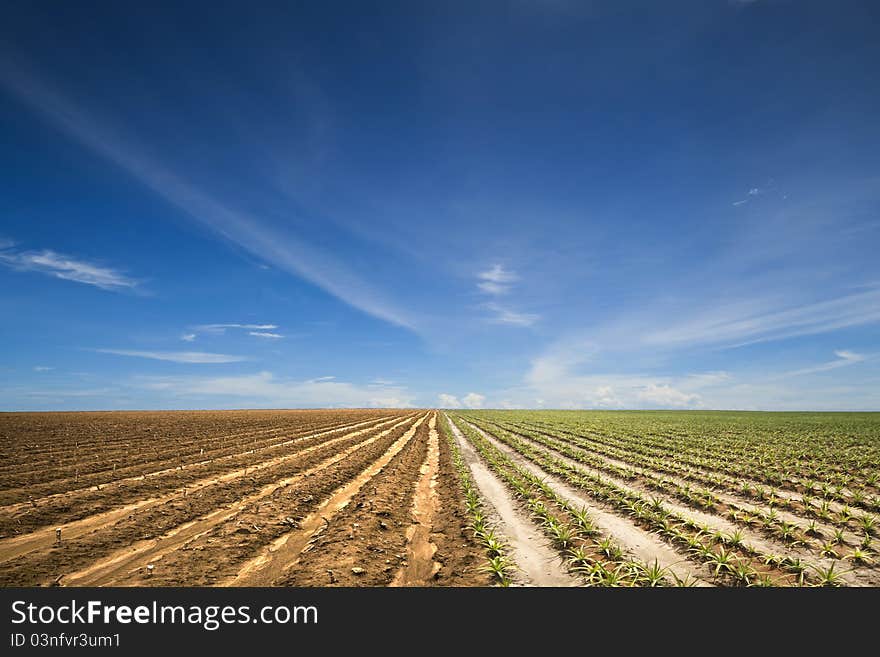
(55, 528, 61, 544)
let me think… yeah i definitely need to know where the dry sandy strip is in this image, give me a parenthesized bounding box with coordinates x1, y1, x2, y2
(0, 415, 410, 566)
(390, 414, 442, 586)
(223, 414, 431, 586)
(461, 420, 715, 587)
(444, 415, 580, 587)
(510, 422, 867, 547)
(57, 415, 422, 587)
(1, 415, 398, 516)
(490, 423, 878, 587)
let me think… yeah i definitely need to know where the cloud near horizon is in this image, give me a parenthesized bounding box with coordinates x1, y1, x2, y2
(437, 392, 486, 408)
(138, 370, 414, 408)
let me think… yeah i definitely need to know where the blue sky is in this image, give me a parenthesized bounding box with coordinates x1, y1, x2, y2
(1, 0, 879, 411)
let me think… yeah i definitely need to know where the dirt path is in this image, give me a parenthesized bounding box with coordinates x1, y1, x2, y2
(463, 420, 714, 587)
(60, 416, 420, 586)
(222, 414, 430, 586)
(390, 413, 442, 586)
(0, 415, 407, 566)
(444, 415, 578, 587)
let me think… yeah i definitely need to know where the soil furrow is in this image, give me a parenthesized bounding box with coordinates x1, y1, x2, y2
(493, 421, 877, 585)
(0, 415, 397, 517)
(390, 413, 442, 586)
(0, 411, 393, 495)
(464, 420, 715, 586)
(60, 415, 421, 587)
(0, 415, 407, 552)
(506, 420, 869, 547)
(445, 415, 579, 587)
(223, 413, 430, 586)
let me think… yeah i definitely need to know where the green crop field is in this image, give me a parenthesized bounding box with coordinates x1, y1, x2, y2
(443, 410, 880, 587)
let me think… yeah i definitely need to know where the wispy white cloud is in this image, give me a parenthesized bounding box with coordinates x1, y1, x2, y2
(510, 334, 879, 410)
(33, 366, 54, 372)
(94, 349, 248, 364)
(476, 264, 539, 326)
(642, 289, 880, 350)
(515, 339, 705, 409)
(195, 323, 278, 333)
(637, 383, 700, 408)
(477, 281, 509, 295)
(0, 61, 415, 330)
(0, 246, 138, 291)
(778, 349, 869, 378)
(462, 392, 486, 408)
(485, 302, 540, 327)
(479, 264, 518, 284)
(137, 371, 414, 407)
(685, 371, 732, 387)
(187, 324, 282, 340)
(437, 392, 485, 408)
(477, 264, 518, 295)
(594, 386, 622, 408)
(437, 393, 461, 408)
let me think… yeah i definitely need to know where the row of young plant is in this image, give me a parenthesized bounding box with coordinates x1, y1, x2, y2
(496, 416, 880, 516)
(512, 414, 880, 503)
(533, 418, 880, 540)
(438, 414, 516, 586)
(538, 416, 879, 496)
(516, 411, 879, 486)
(472, 418, 846, 556)
(459, 417, 854, 586)
(446, 414, 691, 587)
(478, 417, 878, 557)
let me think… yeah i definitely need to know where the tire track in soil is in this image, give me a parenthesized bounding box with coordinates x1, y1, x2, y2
(0, 415, 397, 517)
(490, 421, 876, 586)
(0, 415, 407, 565)
(222, 414, 430, 586)
(390, 413, 442, 586)
(445, 415, 579, 587)
(462, 420, 715, 587)
(57, 416, 420, 587)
